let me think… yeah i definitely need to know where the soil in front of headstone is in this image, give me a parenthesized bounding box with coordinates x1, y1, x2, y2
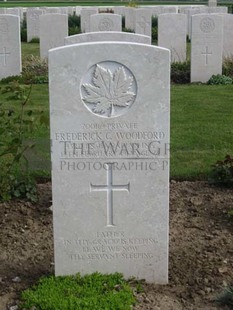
(0, 181, 232, 310)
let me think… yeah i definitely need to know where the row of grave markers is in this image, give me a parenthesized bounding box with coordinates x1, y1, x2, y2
(25, 6, 229, 40)
(1, 11, 233, 82)
(0, 4, 216, 20)
(0, 4, 229, 38)
(0, 4, 229, 284)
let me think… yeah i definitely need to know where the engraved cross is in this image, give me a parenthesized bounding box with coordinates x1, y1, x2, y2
(90, 163, 130, 227)
(0, 47, 10, 66)
(201, 46, 212, 65)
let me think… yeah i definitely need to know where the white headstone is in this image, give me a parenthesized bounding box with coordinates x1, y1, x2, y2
(81, 8, 98, 33)
(124, 7, 135, 30)
(187, 7, 228, 38)
(65, 31, 151, 45)
(208, 0, 217, 7)
(0, 15, 21, 79)
(134, 9, 152, 37)
(43, 7, 61, 14)
(59, 7, 69, 15)
(161, 6, 178, 14)
(113, 6, 125, 16)
(75, 6, 82, 16)
(187, 7, 208, 38)
(179, 5, 205, 14)
(191, 14, 223, 82)
(150, 6, 163, 17)
(158, 13, 186, 62)
(26, 7, 40, 11)
(222, 14, 233, 58)
(10, 8, 24, 21)
(39, 14, 68, 59)
(208, 7, 228, 14)
(27, 9, 43, 42)
(6, 8, 20, 18)
(49, 41, 170, 283)
(179, 6, 190, 14)
(19, 7, 24, 20)
(179, 7, 190, 34)
(68, 7, 75, 15)
(90, 13, 122, 32)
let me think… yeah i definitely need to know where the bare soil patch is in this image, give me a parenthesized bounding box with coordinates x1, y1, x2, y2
(0, 181, 232, 310)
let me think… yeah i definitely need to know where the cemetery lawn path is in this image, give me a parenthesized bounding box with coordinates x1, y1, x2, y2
(0, 181, 232, 310)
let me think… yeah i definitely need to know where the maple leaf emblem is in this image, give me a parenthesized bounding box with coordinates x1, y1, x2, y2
(82, 64, 136, 117)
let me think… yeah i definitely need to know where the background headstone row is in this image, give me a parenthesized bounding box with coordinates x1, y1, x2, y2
(0, 5, 232, 83)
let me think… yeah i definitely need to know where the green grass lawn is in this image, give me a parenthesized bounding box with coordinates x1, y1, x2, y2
(1, 82, 232, 180)
(171, 84, 233, 179)
(1, 43, 233, 180)
(22, 42, 40, 58)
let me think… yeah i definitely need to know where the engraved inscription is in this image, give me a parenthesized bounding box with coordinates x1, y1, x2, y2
(59, 140, 168, 159)
(81, 61, 137, 118)
(90, 163, 130, 226)
(201, 46, 212, 65)
(61, 160, 168, 172)
(98, 18, 114, 31)
(0, 47, 10, 66)
(62, 231, 157, 261)
(54, 123, 169, 171)
(53, 121, 169, 172)
(200, 17, 215, 33)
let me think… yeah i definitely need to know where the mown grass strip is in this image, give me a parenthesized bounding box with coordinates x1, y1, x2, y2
(170, 84, 233, 179)
(1, 83, 232, 179)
